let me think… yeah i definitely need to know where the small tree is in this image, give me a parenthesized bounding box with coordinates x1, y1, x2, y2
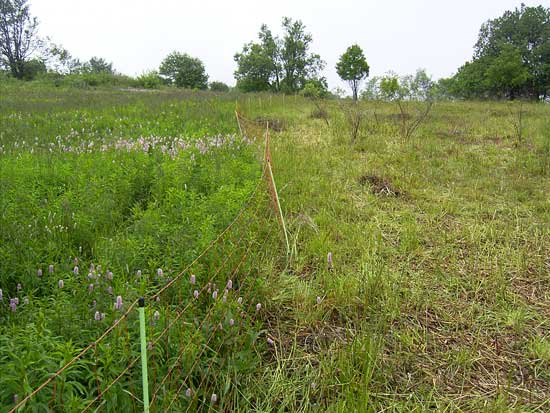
(209, 81, 230, 92)
(336, 45, 370, 101)
(0, 0, 42, 79)
(159, 52, 208, 89)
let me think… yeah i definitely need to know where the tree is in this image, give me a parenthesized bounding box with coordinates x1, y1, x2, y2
(0, 0, 41, 79)
(449, 4, 549, 100)
(209, 81, 230, 92)
(159, 52, 208, 89)
(336, 44, 370, 101)
(234, 17, 324, 93)
(83, 56, 114, 74)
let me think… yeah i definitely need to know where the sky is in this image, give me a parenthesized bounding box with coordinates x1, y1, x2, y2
(31, 0, 549, 90)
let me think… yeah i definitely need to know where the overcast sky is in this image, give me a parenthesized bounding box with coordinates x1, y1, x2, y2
(32, 0, 548, 90)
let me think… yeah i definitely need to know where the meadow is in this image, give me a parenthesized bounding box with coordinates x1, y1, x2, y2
(0, 82, 549, 412)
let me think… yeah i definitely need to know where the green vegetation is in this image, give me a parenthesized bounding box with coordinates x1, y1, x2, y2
(336, 44, 370, 101)
(1, 81, 549, 411)
(159, 52, 209, 90)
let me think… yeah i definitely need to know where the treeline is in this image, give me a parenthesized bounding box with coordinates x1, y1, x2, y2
(1, 1, 548, 100)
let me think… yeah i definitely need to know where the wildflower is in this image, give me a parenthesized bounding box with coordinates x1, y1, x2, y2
(92, 300, 96, 308)
(87, 272, 95, 280)
(0, 288, 3, 301)
(23, 297, 29, 305)
(185, 388, 192, 398)
(16, 283, 22, 291)
(9, 298, 16, 312)
(73, 257, 78, 265)
(155, 296, 160, 302)
(101, 313, 106, 320)
(106, 271, 113, 281)
(136, 269, 142, 277)
(89, 263, 95, 273)
(229, 318, 235, 326)
(212, 290, 218, 300)
(211, 394, 217, 403)
(94, 311, 101, 321)
(256, 303, 262, 312)
(48, 264, 54, 274)
(190, 274, 196, 284)
(227, 279, 233, 289)
(147, 341, 153, 351)
(115, 295, 123, 310)
(107, 286, 113, 295)
(153, 310, 160, 322)
(37, 268, 42, 277)
(88, 284, 94, 293)
(223, 295, 227, 303)
(73, 266, 79, 275)
(193, 290, 199, 299)
(13, 394, 18, 404)
(58, 279, 64, 288)
(14, 297, 19, 305)
(157, 268, 163, 277)
(267, 337, 274, 346)
(327, 252, 333, 270)
(317, 296, 322, 305)
(237, 297, 243, 305)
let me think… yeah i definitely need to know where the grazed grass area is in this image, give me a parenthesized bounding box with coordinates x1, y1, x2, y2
(254, 100, 549, 412)
(1, 84, 548, 411)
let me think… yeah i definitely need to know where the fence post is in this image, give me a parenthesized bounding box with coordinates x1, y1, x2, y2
(138, 297, 150, 413)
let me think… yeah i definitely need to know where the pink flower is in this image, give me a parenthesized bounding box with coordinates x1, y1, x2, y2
(193, 290, 199, 299)
(190, 274, 196, 284)
(16, 283, 22, 291)
(88, 284, 94, 293)
(58, 279, 64, 288)
(73, 266, 79, 275)
(94, 311, 101, 321)
(48, 264, 54, 274)
(316, 296, 322, 305)
(256, 303, 262, 312)
(267, 337, 274, 346)
(114, 295, 123, 310)
(212, 290, 218, 300)
(185, 388, 192, 398)
(229, 318, 235, 326)
(211, 394, 217, 403)
(153, 310, 160, 322)
(0, 289, 3, 301)
(327, 252, 333, 270)
(237, 297, 243, 305)
(106, 271, 113, 281)
(226, 279, 233, 289)
(37, 269, 42, 277)
(157, 268, 163, 277)
(136, 269, 142, 277)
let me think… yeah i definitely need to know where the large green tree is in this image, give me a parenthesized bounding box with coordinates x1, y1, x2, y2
(160, 52, 208, 89)
(448, 4, 549, 100)
(336, 44, 370, 101)
(0, 0, 41, 79)
(234, 18, 324, 93)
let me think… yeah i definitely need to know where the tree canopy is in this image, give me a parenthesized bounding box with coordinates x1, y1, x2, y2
(234, 17, 324, 93)
(159, 52, 208, 89)
(445, 4, 549, 100)
(0, 0, 41, 79)
(336, 44, 369, 101)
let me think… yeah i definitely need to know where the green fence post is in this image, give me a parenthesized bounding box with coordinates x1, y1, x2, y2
(138, 297, 150, 413)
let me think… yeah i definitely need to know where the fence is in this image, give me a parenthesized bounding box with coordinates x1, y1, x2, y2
(8, 113, 288, 412)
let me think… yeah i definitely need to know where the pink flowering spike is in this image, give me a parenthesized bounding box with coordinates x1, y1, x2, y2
(0, 289, 3, 301)
(23, 297, 29, 305)
(316, 296, 322, 305)
(210, 393, 217, 403)
(212, 290, 218, 300)
(153, 310, 160, 322)
(256, 303, 262, 312)
(147, 341, 153, 351)
(327, 252, 333, 270)
(106, 271, 113, 281)
(157, 268, 163, 277)
(14, 297, 19, 305)
(101, 313, 105, 320)
(37, 269, 42, 277)
(237, 297, 243, 305)
(9, 299, 17, 312)
(155, 296, 160, 302)
(226, 279, 233, 289)
(16, 283, 22, 291)
(193, 290, 199, 299)
(107, 286, 113, 295)
(115, 295, 123, 310)
(58, 279, 64, 288)
(190, 274, 196, 285)
(88, 284, 94, 293)
(73, 266, 79, 275)
(73, 257, 78, 266)
(136, 269, 142, 277)
(229, 318, 235, 326)
(94, 311, 101, 321)
(48, 264, 54, 274)
(223, 295, 227, 303)
(13, 394, 18, 404)
(185, 388, 192, 398)
(267, 337, 274, 346)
